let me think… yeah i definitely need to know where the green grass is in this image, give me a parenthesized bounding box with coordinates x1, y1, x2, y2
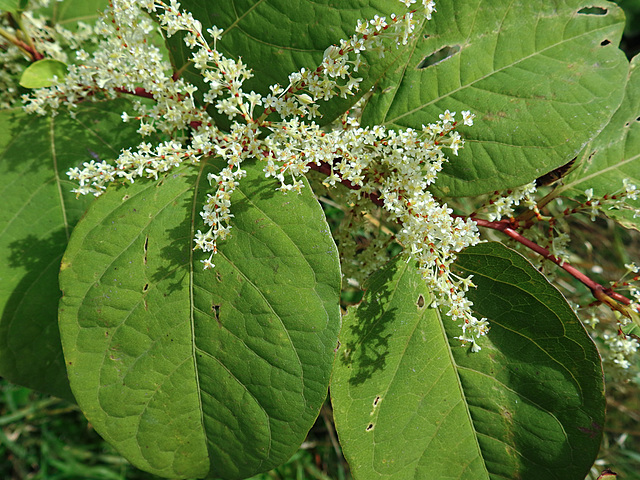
(0, 379, 350, 480)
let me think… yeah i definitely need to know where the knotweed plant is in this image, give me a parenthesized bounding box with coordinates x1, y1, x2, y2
(24, 0, 491, 349)
(3, 0, 640, 479)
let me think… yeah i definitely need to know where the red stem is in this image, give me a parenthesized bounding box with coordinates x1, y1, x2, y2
(115, 86, 155, 99)
(84, 82, 635, 314)
(309, 160, 633, 311)
(473, 217, 632, 310)
(308, 162, 384, 206)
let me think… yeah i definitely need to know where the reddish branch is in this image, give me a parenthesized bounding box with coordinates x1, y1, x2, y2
(309, 161, 633, 313)
(309, 161, 384, 207)
(17, 37, 43, 61)
(77, 86, 635, 314)
(473, 218, 632, 313)
(0, 28, 44, 61)
(114, 86, 155, 99)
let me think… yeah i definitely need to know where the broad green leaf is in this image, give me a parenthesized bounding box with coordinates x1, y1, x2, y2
(163, 0, 424, 128)
(58, 158, 341, 479)
(0, 100, 141, 401)
(558, 54, 640, 230)
(331, 243, 604, 480)
(361, 0, 629, 197)
(19, 59, 68, 88)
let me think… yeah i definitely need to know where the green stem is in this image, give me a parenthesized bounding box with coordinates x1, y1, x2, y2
(0, 25, 31, 57)
(0, 20, 42, 61)
(11, 11, 42, 60)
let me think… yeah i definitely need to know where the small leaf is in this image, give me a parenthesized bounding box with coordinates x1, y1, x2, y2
(59, 158, 341, 479)
(19, 59, 68, 88)
(331, 243, 604, 479)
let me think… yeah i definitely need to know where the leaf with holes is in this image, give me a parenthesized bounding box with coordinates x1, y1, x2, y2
(360, 0, 629, 196)
(0, 100, 142, 401)
(558, 54, 640, 230)
(58, 157, 341, 479)
(331, 243, 604, 480)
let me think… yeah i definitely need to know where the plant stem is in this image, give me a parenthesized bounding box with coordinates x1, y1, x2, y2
(0, 25, 39, 60)
(474, 217, 633, 313)
(114, 86, 155, 99)
(311, 160, 634, 313)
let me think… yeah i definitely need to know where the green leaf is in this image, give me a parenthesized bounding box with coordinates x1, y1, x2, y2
(19, 59, 68, 88)
(331, 243, 604, 479)
(43, 0, 107, 28)
(58, 158, 341, 479)
(559, 54, 640, 230)
(360, 0, 629, 197)
(0, 100, 142, 401)
(0, 0, 20, 14)
(163, 0, 422, 128)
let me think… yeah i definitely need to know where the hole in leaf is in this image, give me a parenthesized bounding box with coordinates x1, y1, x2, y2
(373, 396, 381, 407)
(417, 294, 425, 308)
(535, 157, 576, 187)
(212, 304, 222, 327)
(366, 423, 374, 432)
(636, 116, 640, 122)
(418, 44, 461, 69)
(600, 39, 611, 46)
(577, 6, 607, 15)
(142, 283, 149, 293)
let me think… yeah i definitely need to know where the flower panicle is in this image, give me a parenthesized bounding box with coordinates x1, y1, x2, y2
(22, 0, 491, 350)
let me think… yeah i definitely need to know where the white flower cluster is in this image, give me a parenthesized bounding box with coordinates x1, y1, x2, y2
(583, 178, 640, 221)
(482, 181, 538, 222)
(23, 0, 175, 118)
(23, 0, 489, 348)
(603, 332, 639, 370)
(621, 262, 640, 316)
